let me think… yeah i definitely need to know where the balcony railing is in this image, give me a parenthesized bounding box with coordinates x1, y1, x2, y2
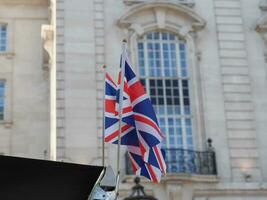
(125, 147, 217, 176)
(123, 0, 195, 7)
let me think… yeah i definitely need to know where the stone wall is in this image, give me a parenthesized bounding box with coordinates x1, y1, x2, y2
(0, 1, 49, 159)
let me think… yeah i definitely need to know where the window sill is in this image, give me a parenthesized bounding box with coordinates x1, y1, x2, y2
(0, 121, 13, 128)
(0, 52, 15, 59)
(123, 173, 218, 183)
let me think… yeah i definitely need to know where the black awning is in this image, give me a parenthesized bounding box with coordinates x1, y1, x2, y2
(0, 155, 104, 200)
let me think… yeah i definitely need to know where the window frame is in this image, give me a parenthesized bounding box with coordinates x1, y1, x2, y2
(0, 80, 6, 121)
(135, 31, 196, 150)
(0, 24, 7, 52)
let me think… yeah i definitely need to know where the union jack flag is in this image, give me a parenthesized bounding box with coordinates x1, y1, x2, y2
(104, 48, 166, 182)
(128, 145, 166, 182)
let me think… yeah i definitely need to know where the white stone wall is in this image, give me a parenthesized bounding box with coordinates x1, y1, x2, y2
(0, 1, 49, 159)
(56, 0, 267, 199)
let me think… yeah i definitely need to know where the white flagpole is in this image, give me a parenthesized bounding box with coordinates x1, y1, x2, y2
(102, 65, 106, 166)
(115, 39, 127, 199)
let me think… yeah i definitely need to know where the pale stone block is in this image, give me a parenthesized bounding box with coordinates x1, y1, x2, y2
(96, 54, 105, 63)
(230, 149, 259, 158)
(219, 41, 245, 49)
(227, 120, 254, 129)
(57, 109, 65, 118)
(224, 93, 252, 102)
(65, 42, 93, 54)
(57, 37, 65, 45)
(95, 37, 104, 45)
(216, 16, 242, 25)
(222, 75, 250, 84)
(56, 80, 65, 89)
(221, 67, 249, 75)
(57, 90, 65, 99)
(223, 84, 251, 93)
(229, 139, 257, 148)
(214, 1, 240, 9)
(94, 11, 104, 20)
(56, 44, 64, 53)
(95, 20, 104, 28)
(57, 99, 65, 108)
(56, 149, 65, 158)
(94, 3, 104, 11)
(95, 28, 104, 36)
(96, 73, 104, 81)
(57, 128, 65, 137)
(96, 82, 103, 90)
(57, 72, 65, 81)
(232, 168, 262, 182)
(226, 111, 253, 120)
(220, 58, 248, 66)
(220, 50, 246, 58)
(215, 8, 241, 16)
(66, 107, 96, 118)
(57, 138, 65, 147)
(57, 53, 65, 62)
(228, 130, 256, 139)
(96, 46, 104, 54)
(56, 10, 65, 18)
(217, 24, 243, 33)
(225, 102, 253, 111)
(57, 119, 65, 128)
(231, 158, 258, 168)
(65, 99, 92, 111)
(218, 33, 245, 41)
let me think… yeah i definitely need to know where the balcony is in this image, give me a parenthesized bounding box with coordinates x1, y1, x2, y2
(123, 0, 195, 7)
(125, 147, 217, 176)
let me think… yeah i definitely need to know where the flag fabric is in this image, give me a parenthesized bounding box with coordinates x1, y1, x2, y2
(127, 145, 165, 183)
(103, 47, 166, 182)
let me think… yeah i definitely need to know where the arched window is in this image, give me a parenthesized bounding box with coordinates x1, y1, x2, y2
(137, 32, 193, 150)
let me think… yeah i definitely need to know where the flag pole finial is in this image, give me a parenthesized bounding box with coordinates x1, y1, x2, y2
(122, 39, 127, 43)
(102, 64, 106, 69)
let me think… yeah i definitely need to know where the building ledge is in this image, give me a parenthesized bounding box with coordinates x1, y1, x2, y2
(0, 121, 12, 128)
(123, 173, 219, 184)
(0, 52, 15, 59)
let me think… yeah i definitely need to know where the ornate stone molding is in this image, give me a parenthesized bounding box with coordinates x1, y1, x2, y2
(118, 1, 206, 34)
(41, 24, 54, 69)
(256, 14, 267, 33)
(123, 0, 195, 8)
(256, 17, 267, 63)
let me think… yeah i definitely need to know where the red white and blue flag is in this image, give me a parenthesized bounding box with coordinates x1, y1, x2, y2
(104, 48, 166, 182)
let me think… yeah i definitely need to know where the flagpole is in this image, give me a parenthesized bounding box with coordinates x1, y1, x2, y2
(102, 65, 106, 166)
(115, 39, 127, 200)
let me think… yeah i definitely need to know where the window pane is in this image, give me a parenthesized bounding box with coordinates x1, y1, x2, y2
(137, 32, 192, 152)
(0, 25, 7, 52)
(0, 81, 5, 120)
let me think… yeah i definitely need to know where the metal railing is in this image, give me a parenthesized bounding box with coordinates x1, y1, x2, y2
(125, 147, 217, 176)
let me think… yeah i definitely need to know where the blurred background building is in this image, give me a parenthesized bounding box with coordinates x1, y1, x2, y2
(1, 0, 267, 199)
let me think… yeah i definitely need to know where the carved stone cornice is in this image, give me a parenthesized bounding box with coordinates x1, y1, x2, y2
(41, 24, 54, 71)
(123, 0, 195, 8)
(118, 1, 206, 35)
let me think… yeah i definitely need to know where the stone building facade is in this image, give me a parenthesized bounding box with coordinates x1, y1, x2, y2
(1, 0, 267, 199)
